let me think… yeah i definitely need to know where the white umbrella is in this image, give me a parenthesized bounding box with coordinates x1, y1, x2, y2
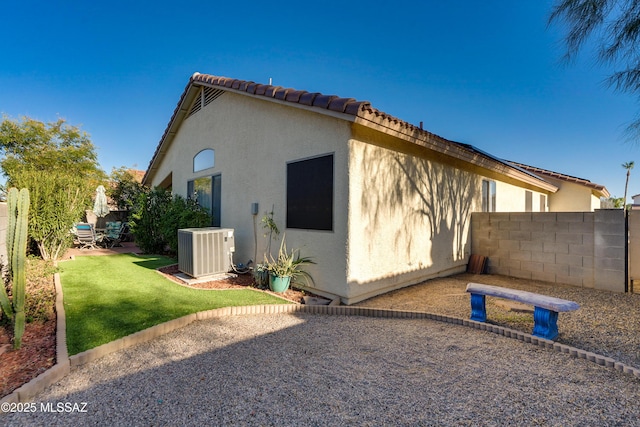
(93, 185, 109, 218)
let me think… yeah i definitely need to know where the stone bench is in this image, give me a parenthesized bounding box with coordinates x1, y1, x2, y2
(465, 283, 580, 340)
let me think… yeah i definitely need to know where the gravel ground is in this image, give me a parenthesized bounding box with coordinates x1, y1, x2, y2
(356, 273, 640, 369)
(3, 273, 640, 426)
(4, 314, 640, 426)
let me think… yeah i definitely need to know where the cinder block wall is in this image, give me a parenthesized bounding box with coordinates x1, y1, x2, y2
(629, 209, 640, 292)
(471, 210, 625, 292)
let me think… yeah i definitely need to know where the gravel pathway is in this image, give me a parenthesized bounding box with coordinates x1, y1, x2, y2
(4, 273, 640, 426)
(4, 312, 640, 426)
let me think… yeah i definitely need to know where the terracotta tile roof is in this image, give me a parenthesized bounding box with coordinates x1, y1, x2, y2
(143, 73, 557, 192)
(509, 161, 610, 198)
(192, 73, 371, 115)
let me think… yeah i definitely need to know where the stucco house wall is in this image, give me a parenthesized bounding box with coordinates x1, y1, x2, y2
(151, 91, 352, 298)
(344, 138, 551, 302)
(145, 73, 607, 304)
(547, 180, 600, 212)
(346, 140, 474, 300)
(494, 181, 547, 212)
(509, 162, 608, 212)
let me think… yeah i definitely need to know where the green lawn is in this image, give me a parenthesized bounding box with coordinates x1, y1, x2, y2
(60, 253, 289, 355)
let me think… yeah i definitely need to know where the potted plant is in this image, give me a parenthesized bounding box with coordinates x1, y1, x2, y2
(253, 209, 281, 288)
(253, 262, 269, 288)
(265, 236, 315, 293)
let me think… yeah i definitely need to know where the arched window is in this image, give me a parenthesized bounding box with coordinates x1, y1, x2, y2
(193, 149, 214, 172)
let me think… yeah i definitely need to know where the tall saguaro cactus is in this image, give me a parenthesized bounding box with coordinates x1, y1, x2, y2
(0, 188, 30, 349)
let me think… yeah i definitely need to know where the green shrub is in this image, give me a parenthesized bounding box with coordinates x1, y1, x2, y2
(11, 168, 90, 260)
(129, 187, 172, 254)
(161, 195, 211, 254)
(130, 187, 211, 254)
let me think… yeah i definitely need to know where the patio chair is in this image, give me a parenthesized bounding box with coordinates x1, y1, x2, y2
(75, 223, 101, 250)
(104, 221, 126, 248)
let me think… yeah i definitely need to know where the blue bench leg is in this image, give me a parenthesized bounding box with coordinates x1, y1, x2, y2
(532, 307, 559, 340)
(469, 294, 486, 322)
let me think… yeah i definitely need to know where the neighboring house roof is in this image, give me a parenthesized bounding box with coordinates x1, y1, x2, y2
(143, 73, 558, 193)
(509, 162, 610, 198)
(130, 169, 145, 183)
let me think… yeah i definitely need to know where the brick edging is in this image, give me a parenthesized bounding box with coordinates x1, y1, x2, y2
(1, 273, 70, 406)
(3, 280, 639, 408)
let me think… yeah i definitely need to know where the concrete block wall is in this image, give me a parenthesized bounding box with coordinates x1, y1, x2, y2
(471, 210, 626, 292)
(629, 209, 640, 293)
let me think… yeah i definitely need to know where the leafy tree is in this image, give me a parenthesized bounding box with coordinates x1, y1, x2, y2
(0, 116, 105, 260)
(108, 166, 146, 210)
(550, 1, 640, 136)
(601, 195, 625, 208)
(0, 116, 103, 181)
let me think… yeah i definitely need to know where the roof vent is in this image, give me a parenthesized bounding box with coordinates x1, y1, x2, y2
(188, 86, 225, 118)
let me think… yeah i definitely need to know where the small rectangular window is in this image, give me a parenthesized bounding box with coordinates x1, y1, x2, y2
(482, 180, 496, 212)
(525, 191, 533, 212)
(187, 174, 221, 226)
(287, 154, 334, 230)
(540, 194, 546, 212)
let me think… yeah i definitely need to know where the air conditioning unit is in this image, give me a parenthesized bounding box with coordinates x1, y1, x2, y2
(178, 227, 235, 278)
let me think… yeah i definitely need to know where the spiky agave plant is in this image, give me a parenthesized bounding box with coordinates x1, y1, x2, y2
(265, 234, 315, 287)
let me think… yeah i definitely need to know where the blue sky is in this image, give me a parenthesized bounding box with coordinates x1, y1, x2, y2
(1, 1, 638, 200)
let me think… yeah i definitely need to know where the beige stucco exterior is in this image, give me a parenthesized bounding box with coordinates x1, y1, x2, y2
(145, 74, 579, 304)
(150, 91, 352, 299)
(545, 179, 601, 212)
(343, 137, 551, 302)
(494, 181, 548, 212)
(508, 164, 608, 212)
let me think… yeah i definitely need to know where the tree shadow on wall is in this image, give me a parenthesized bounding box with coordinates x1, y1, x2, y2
(359, 143, 476, 265)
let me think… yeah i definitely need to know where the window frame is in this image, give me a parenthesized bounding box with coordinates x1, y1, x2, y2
(540, 194, 547, 212)
(482, 179, 496, 212)
(187, 173, 221, 227)
(193, 149, 215, 173)
(286, 153, 334, 231)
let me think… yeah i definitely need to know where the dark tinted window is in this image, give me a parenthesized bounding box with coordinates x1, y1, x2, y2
(286, 154, 333, 231)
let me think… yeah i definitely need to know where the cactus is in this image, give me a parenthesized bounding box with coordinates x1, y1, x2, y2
(0, 189, 17, 320)
(2, 188, 30, 349)
(0, 263, 12, 319)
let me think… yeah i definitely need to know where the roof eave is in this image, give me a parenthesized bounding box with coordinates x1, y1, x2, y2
(144, 73, 557, 194)
(353, 115, 558, 193)
(508, 161, 609, 199)
(143, 79, 201, 186)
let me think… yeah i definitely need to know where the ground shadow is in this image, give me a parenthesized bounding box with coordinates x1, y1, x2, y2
(5, 313, 640, 425)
